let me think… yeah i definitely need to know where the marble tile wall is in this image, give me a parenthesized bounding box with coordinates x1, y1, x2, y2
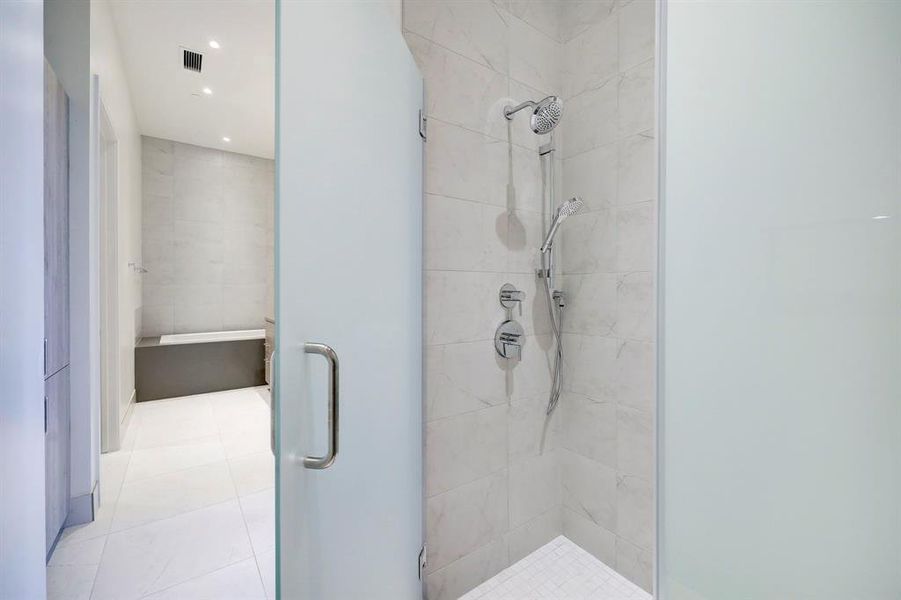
(408, 1, 655, 596)
(404, 2, 565, 598)
(141, 137, 275, 336)
(557, 0, 656, 592)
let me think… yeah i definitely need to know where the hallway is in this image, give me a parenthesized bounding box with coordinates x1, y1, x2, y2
(47, 387, 275, 600)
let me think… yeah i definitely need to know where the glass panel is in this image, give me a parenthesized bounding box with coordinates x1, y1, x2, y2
(660, 1, 901, 597)
(275, 2, 423, 598)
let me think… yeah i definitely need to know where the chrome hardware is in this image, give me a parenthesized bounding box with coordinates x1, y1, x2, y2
(419, 545, 427, 580)
(270, 350, 277, 456)
(553, 290, 566, 309)
(499, 283, 525, 315)
(495, 320, 524, 360)
(302, 342, 339, 470)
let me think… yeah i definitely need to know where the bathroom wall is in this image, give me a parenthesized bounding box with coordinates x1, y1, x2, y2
(404, 2, 563, 598)
(92, 0, 144, 434)
(141, 137, 274, 336)
(557, 0, 656, 591)
(407, 0, 656, 597)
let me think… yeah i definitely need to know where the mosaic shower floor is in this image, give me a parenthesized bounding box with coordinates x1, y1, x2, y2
(459, 536, 651, 600)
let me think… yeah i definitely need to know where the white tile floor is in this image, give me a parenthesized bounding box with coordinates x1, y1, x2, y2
(459, 536, 652, 600)
(47, 387, 275, 600)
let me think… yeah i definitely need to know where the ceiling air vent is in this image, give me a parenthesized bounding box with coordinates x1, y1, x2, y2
(182, 48, 203, 73)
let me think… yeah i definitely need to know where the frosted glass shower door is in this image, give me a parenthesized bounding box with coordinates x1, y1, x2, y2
(660, 1, 901, 598)
(275, 2, 423, 598)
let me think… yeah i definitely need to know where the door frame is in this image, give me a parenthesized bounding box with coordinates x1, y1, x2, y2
(98, 99, 121, 452)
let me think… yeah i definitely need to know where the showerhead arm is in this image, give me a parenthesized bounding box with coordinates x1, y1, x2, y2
(504, 96, 563, 134)
(504, 100, 538, 120)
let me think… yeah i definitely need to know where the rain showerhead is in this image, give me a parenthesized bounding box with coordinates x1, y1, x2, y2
(504, 96, 563, 134)
(540, 197, 583, 254)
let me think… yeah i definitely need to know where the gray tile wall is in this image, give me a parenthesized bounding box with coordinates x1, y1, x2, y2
(558, 0, 656, 592)
(404, 2, 565, 598)
(141, 137, 274, 336)
(407, 0, 656, 597)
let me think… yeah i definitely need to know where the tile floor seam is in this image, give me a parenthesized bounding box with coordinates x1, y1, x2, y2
(217, 390, 270, 595)
(133, 556, 256, 600)
(120, 454, 232, 488)
(86, 536, 110, 600)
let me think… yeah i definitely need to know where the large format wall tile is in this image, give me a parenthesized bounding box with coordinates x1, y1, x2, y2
(141, 137, 273, 335)
(426, 405, 508, 497)
(616, 474, 654, 549)
(618, 132, 656, 206)
(559, 272, 617, 336)
(563, 142, 618, 211)
(561, 78, 618, 159)
(555, 2, 656, 592)
(615, 270, 654, 341)
(558, 392, 616, 466)
(410, 0, 653, 594)
(617, 406, 654, 480)
(406, 32, 509, 141)
(618, 0, 655, 72)
(509, 13, 561, 93)
(426, 120, 508, 206)
(561, 449, 617, 531)
(559, 209, 616, 275)
(425, 341, 508, 421)
(425, 194, 507, 273)
(618, 59, 655, 138)
(508, 451, 561, 527)
(562, 506, 616, 566)
(506, 506, 562, 563)
(425, 537, 508, 600)
(508, 393, 559, 463)
(404, 0, 510, 74)
(615, 201, 656, 272)
(425, 271, 506, 345)
(508, 0, 561, 42)
(559, 1, 616, 43)
(562, 14, 618, 99)
(426, 471, 509, 572)
(615, 536, 654, 592)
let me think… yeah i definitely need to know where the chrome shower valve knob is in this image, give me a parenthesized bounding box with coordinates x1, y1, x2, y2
(495, 320, 525, 360)
(499, 283, 525, 316)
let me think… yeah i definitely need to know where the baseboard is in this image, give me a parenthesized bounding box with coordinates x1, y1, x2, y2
(120, 388, 136, 444)
(65, 480, 99, 527)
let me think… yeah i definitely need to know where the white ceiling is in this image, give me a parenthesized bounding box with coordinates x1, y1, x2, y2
(110, 0, 275, 159)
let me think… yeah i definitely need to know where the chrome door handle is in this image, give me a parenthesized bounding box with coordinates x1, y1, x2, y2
(270, 350, 277, 456)
(303, 342, 339, 469)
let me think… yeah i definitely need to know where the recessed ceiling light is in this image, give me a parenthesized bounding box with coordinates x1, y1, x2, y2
(202, 87, 213, 95)
(222, 136, 231, 143)
(873, 215, 891, 220)
(209, 40, 221, 49)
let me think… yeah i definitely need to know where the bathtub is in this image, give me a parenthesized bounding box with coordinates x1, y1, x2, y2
(136, 328, 266, 401)
(159, 329, 265, 345)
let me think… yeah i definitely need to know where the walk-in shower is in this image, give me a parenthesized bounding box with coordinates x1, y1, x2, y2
(505, 96, 583, 416)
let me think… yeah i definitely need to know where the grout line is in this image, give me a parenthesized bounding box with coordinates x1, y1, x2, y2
(134, 556, 257, 600)
(85, 536, 109, 600)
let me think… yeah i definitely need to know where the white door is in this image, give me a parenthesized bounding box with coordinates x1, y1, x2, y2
(276, 2, 424, 598)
